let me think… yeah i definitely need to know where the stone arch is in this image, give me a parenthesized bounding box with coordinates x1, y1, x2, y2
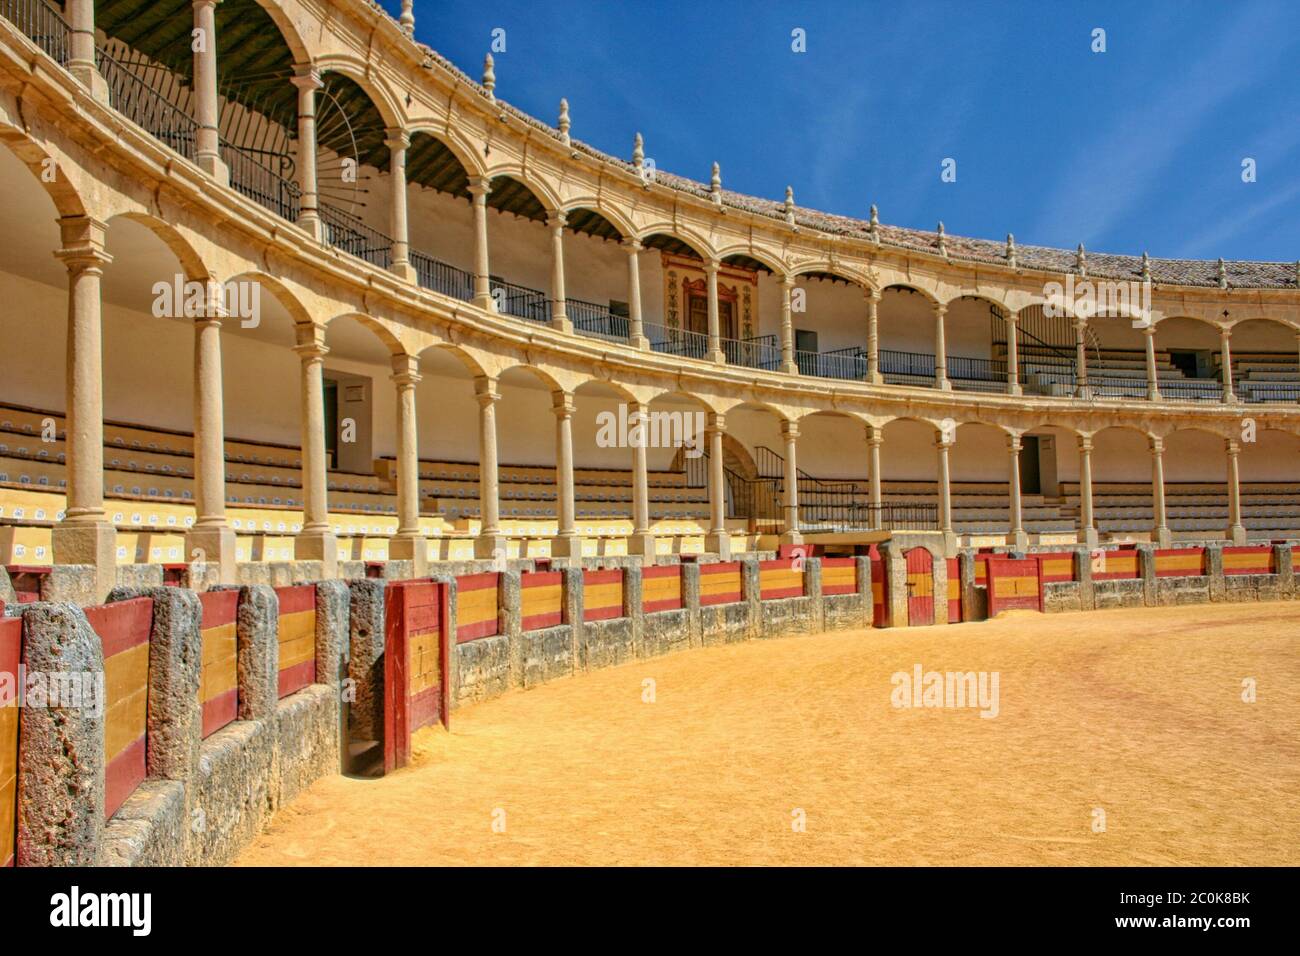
(415, 340, 491, 380)
(107, 212, 212, 282)
(485, 168, 563, 219)
(716, 244, 787, 277)
(314, 55, 405, 130)
(0, 123, 88, 219)
(637, 226, 713, 262)
(560, 202, 634, 242)
(322, 311, 406, 357)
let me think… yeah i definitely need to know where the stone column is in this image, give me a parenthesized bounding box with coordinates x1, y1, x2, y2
(935, 431, 954, 549)
(292, 324, 337, 575)
(1225, 438, 1247, 545)
(66, 0, 109, 102)
(52, 217, 116, 601)
(780, 420, 801, 544)
(548, 211, 570, 332)
(468, 175, 495, 311)
(704, 412, 730, 558)
(624, 238, 648, 349)
(868, 426, 883, 531)
(779, 274, 797, 373)
(186, 282, 236, 583)
(387, 354, 426, 575)
(386, 128, 415, 282)
(550, 391, 583, 558)
(1150, 435, 1171, 548)
(865, 289, 882, 383)
(1075, 319, 1091, 398)
(289, 66, 322, 240)
(705, 259, 724, 364)
(191, 0, 228, 184)
(1077, 434, 1098, 548)
(1005, 311, 1021, 395)
(1220, 328, 1235, 402)
(1143, 324, 1161, 400)
(626, 401, 655, 557)
(934, 304, 949, 389)
(1006, 433, 1028, 549)
(474, 377, 506, 559)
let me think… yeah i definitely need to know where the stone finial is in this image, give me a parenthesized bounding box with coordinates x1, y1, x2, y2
(1141, 250, 1151, 282)
(710, 161, 722, 204)
(869, 204, 879, 242)
(558, 98, 570, 146)
(399, 0, 415, 35)
(936, 221, 947, 258)
(482, 53, 496, 101)
(784, 185, 795, 225)
(1217, 257, 1228, 289)
(1006, 232, 1017, 269)
(632, 132, 644, 169)
(1076, 242, 1087, 277)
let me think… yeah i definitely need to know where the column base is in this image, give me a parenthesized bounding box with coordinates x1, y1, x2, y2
(936, 378, 951, 391)
(1152, 527, 1173, 549)
(1223, 391, 1238, 404)
(70, 63, 110, 105)
(549, 534, 585, 559)
(550, 315, 572, 334)
(1005, 529, 1029, 550)
(294, 529, 339, 578)
(625, 532, 657, 559)
(865, 370, 884, 385)
(1007, 384, 1023, 396)
(474, 533, 510, 564)
(941, 530, 960, 558)
(781, 361, 799, 375)
(473, 293, 497, 313)
(197, 152, 230, 187)
(297, 211, 323, 242)
(1147, 389, 1162, 402)
(390, 261, 417, 284)
(708, 349, 726, 365)
(1078, 527, 1100, 549)
(185, 525, 237, 586)
(629, 335, 650, 351)
(52, 520, 118, 603)
(388, 534, 428, 577)
(779, 529, 803, 546)
(704, 532, 732, 560)
(1228, 524, 1248, 546)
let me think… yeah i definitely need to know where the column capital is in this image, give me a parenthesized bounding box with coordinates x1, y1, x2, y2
(467, 175, 492, 198)
(195, 278, 228, 321)
(1219, 326, 1233, 340)
(293, 322, 328, 357)
(384, 127, 411, 151)
(866, 286, 882, 302)
(1149, 435, 1165, 455)
(1007, 433, 1023, 453)
(866, 427, 884, 447)
(934, 303, 947, 318)
(1004, 308, 1019, 324)
(290, 64, 322, 90)
(934, 435, 954, 450)
(191, 0, 221, 9)
(55, 215, 111, 269)
(1078, 434, 1094, 453)
(546, 210, 567, 230)
(703, 258, 720, 276)
(781, 419, 800, 440)
(621, 237, 643, 253)
(781, 272, 796, 289)
(551, 390, 575, 417)
(390, 352, 421, 386)
(706, 411, 726, 433)
(474, 376, 501, 405)
(1225, 437, 1241, 456)
(1141, 323, 1158, 337)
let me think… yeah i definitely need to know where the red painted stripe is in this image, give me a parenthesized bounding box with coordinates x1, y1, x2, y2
(409, 683, 440, 734)
(105, 734, 146, 820)
(198, 589, 238, 628)
(522, 571, 562, 588)
(0, 617, 20, 704)
(201, 688, 238, 738)
(642, 565, 681, 580)
(699, 590, 741, 607)
(277, 658, 315, 699)
(274, 584, 316, 615)
(583, 568, 623, 585)
(759, 558, 799, 572)
(700, 562, 741, 576)
(521, 611, 563, 631)
(85, 598, 153, 659)
(643, 597, 683, 613)
(760, 585, 803, 600)
(584, 605, 623, 622)
(822, 584, 855, 596)
(456, 618, 499, 643)
(457, 572, 501, 592)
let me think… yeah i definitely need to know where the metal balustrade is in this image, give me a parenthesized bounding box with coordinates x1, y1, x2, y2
(489, 277, 550, 324)
(1, 0, 69, 65)
(798, 346, 864, 380)
(95, 45, 198, 162)
(724, 334, 781, 370)
(318, 203, 392, 269)
(411, 250, 474, 302)
(646, 323, 711, 360)
(221, 143, 300, 221)
(569, 299, 629, 342)
(879, 348, 938, 379)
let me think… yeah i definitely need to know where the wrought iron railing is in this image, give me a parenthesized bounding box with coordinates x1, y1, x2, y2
(411, 250, 474, 301)
(798, 346, 864, 380)
(947, 354, 1007, 383)
(724, 334, 781, 370)
(95, 45, 198, 162)
(221, 142, 300, 221)
(647, 323, 711, 360)
(1, 0, 70, 65)
(318, 202, 392, 269)
(879, 348, 937, 379)
(490, 277, 550, 324)
(569, 299, 629, 341)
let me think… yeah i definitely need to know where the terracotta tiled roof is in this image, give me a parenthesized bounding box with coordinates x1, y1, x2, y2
(370, 3, 1299, 291)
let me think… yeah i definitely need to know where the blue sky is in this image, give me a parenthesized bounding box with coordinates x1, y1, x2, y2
(383, 0, 1300, 261)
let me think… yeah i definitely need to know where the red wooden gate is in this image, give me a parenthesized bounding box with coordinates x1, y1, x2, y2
(383, 580, 450, 773)
(905, 548, 934, 626)
(870, 545, 886, 627)
(1, 613, 20, 867)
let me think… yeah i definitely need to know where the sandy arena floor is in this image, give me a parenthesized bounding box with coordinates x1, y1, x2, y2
(236, 602, 1300, 866)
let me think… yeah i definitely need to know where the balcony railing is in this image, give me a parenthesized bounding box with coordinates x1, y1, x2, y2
(879, 348, 937, 380)
(222, 143, 300, 221)
(947, 355, 1007, 385)
(1, 0, 69, 65)
(95, 45, 198, 162)
(490, 277, 550, 324)
(646, 323, 711, 360)
(569, 299, 629, 342)
(725, 334, 781, 370)
(798, 346, 864, 380)
(318, 203, 392, 269)
(411, 250, 474, 302)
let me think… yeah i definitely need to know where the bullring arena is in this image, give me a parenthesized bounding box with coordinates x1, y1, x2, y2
(0, 0, 1297, 868)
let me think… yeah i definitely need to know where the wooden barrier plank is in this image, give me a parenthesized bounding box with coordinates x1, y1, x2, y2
(1036, 553, 1075, 584)
(759, 558, 804, 600)
(947, 558, 961, 623)
(456, 572, 500, 642)
(1223, 546, 1273, 576)
(821, 558, 856, 596)
(870, 545, 885, 627)
(642, 565, 683, 613)
(198, 589, 239, 738)
(700, 561, 742, 606)
(274, 584, 316, 699)
(986, 558, 1042, 615)
(85, 597, 153, 820)
(583, 568, 624, 622)
(1, 615, 19, 867)
(1153, 548, 1206, 578)
(521, 571, 563, 631)
(1092, 549, 1139, 581)
(383, 580, 449, 773)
